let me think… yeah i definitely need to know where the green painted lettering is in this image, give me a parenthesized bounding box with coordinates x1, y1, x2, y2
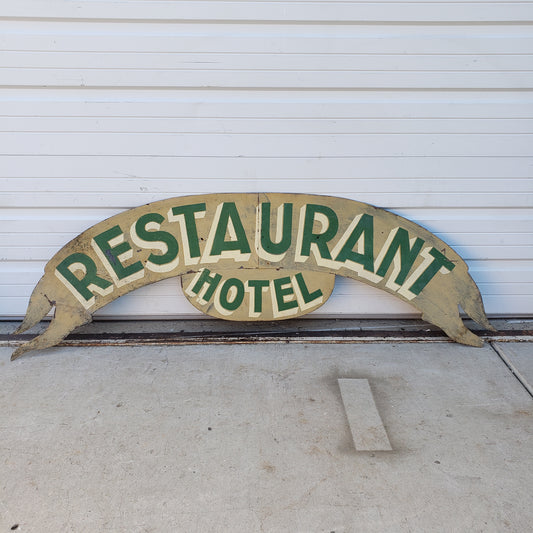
(170, 203, 206, 259)
(211, 203, 251, 256)
(248, 279, 269, 313)
(334, 214, 374, 272)
(260, 203, 293, 256)
(294, 272, 323, 304)
(274, 276, 298, 312)
(191, 268, 222, 302)
(92, 225, 143, 285)
(55, 252, 113, 305)
(219, 278, 245, 311)
(134, 213, 179, 269)
(376, 227, 424, 285)
(300, 204, 339, 260)
(408, 248, 456, 295)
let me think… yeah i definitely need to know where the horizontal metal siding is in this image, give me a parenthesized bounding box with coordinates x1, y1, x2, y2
(1, 2, 532, 319)
(3, 1, 533, 22)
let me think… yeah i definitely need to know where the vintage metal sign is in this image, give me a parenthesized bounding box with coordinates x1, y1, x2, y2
(12, 193, 493, 359)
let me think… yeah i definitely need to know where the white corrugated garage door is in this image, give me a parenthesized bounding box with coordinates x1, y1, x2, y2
(1, 1, 532, 319)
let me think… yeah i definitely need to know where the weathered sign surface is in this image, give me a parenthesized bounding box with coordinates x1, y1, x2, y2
(11, 193, 493, 359)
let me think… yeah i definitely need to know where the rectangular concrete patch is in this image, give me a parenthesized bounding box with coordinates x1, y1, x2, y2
(338, 378, 392, 451)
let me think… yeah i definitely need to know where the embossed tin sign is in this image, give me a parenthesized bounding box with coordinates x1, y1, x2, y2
(12, 193, 493, 359)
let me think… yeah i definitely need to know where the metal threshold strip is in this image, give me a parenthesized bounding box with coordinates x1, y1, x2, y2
(1, 327, 532, 348)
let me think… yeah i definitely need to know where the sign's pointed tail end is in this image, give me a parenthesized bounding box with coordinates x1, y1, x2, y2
(423, 278, 494, 348)
(422, 305, 485, 348)
(13, 278, 53, 335)
(11, 305, 91, 361)
(424, 311, 485, 348)
(460, 278, 497, 333)
(448, 324, 484, 348)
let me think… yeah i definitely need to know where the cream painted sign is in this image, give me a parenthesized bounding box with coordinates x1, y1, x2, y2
(12, 193, 493, 359)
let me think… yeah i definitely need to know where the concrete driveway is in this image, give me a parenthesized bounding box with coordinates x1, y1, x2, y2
(1, 339, 531, 532)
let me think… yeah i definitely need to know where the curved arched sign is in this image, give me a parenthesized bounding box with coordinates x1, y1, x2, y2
(12, 193, 493, 359)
